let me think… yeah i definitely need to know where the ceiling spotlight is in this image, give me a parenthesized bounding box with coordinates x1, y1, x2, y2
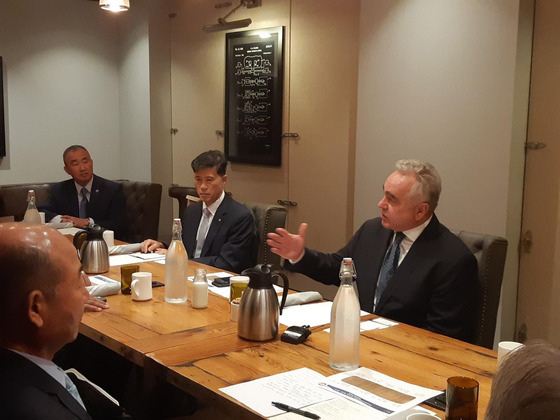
(203, 0, 262, 33)
(99, 0, 130, 12)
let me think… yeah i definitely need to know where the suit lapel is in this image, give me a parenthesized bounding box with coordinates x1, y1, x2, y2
(184, 203, 202, 255)
(201, 196, 230, 257)
(1, 350, 91, 420)
(88, 175, 100, 208)
(64, 179, 80, 216)
(375, 216, 440, 311)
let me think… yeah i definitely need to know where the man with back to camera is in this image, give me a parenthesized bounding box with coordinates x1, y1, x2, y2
(0, 223, 127, 419)
(267, 159, 478, 341)
(39, 145, 126, 238)
(141, 150, 256, 273)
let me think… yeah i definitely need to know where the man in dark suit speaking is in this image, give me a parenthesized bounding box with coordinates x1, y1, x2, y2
(0, 223, 127, 419)
(40, 145, 126, 237)
(267, 160, 477, 341)
(141, 150, 255, 273)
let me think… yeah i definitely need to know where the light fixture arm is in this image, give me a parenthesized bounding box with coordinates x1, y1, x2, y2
(202, 0, 261, 33)
(219, 0, 246, 23)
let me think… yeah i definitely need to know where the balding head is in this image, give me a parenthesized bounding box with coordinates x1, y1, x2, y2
(486, 341, 560, 420)
(0, 223, 86, 359)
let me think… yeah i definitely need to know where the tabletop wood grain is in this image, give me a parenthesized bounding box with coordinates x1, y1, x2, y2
(80, 258, 496, 419)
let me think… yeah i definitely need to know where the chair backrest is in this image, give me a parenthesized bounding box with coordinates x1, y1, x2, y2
(243, 202, 287, 267)
(168, 185, 200, 217)
(118, 181, 162, 243)
(0, 182, 53, 221)
(453, 230, 508, 349)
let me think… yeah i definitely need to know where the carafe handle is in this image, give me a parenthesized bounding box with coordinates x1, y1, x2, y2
(73, 230, 88, 259)
(272, 271, 289, 315)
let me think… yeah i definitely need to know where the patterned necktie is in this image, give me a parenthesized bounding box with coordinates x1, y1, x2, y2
(374, 231, 406, 309)
(62, 370, 86, 410)
(195, 208, 211, 258)
(79, 187, 88, 219)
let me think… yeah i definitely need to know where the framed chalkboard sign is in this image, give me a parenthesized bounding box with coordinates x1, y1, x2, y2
(225, 27, 284, 166)
(0, 57, 5, 158)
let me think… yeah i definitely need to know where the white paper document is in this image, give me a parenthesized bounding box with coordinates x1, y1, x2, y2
(128, 252, 166, 261)
(322, 367, 441, 417)
(280, 302, 369, 328)
(359, 318, 399, 331)
(109, 243, 142, 255)
(222, 366, 441, 420)
(86, 274, 120, 297)
(58, 227, 83, 236)
(109, 254, 146, 266)
(220, 368, 335, 418)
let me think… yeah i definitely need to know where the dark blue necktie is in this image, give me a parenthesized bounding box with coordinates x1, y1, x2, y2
(374, 231, 406, 309)
(79, 187, 88, 219)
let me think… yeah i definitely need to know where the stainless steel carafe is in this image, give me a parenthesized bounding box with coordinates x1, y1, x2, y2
(73, 224, 109, 274)
(237, 264, 290, 342)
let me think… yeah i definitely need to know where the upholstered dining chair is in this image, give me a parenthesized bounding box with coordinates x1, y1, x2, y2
(452, 230, 508, 349)
(243, 201, 287, 267)
(118, 181, 162, 243)
(168, 185, 200, 217)
(168, 185, 287, 266)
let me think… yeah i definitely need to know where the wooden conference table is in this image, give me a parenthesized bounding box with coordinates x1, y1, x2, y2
(79, 258, 497, 419)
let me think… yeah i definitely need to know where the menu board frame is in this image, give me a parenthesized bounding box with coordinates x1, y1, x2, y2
(0, 57, 5, 157)
(225, 27, 284, 166)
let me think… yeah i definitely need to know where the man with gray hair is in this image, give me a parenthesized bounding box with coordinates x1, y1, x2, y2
(267, 159, 477, 341)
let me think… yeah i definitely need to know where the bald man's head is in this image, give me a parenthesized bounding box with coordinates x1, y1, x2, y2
(0, 223, 86, 358)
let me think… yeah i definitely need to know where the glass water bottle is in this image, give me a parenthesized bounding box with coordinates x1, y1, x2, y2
(164, 218, 189, 303)
(329, 257, 360, 371)
(23, 190, 42, 224)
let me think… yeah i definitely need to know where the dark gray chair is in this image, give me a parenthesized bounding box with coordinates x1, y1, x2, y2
(243, 202, 287, 267)
(453, 230, 508, 349)
(0, 182, 53, 221)
(168, 185, 287, 266)
(118, 181, 162, 243)
(168, 185, 200, 217)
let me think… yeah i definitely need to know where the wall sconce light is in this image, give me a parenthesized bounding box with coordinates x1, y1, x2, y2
(99, 0, 130, 12)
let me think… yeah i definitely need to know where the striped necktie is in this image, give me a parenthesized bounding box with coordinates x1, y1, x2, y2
(61, 369, 86, 410)
(79, 187, 88, 219)
(374, 231, 406, 309)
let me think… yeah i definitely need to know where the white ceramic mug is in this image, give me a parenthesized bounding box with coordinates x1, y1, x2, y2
(497, 341, 523, 366)
(103, 229, 115, 248)
(230, 301, 240, 322)
(406, 414, 441, 420)
(131, 272, 152, 301)
(39, 212, 46, 224)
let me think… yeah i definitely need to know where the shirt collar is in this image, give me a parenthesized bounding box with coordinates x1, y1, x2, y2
(202, 190, 225, 216)
(401, 215, 432, 243)
(74, 176, 94, 196)
(9, 348, 66, 388)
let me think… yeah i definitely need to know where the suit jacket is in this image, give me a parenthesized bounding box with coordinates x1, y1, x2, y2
(39, 175, 126, 238)
(286, 215, 477, 341)
(0, 349, 93, 420)
(181, 195, 256, 273)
